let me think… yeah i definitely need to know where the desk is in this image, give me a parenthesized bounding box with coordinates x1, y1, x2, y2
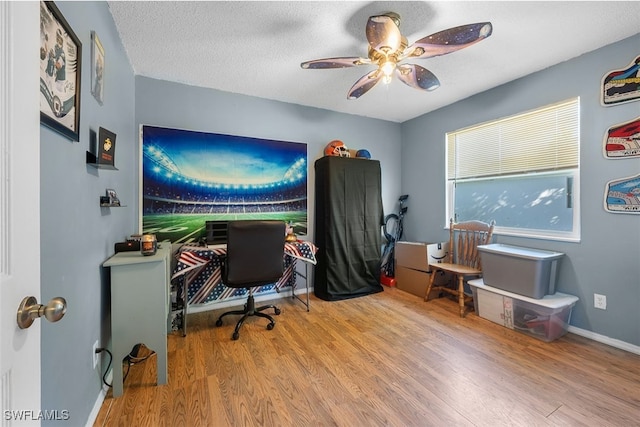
(171, 241, 317, 335)
(103, 244, 171, 397)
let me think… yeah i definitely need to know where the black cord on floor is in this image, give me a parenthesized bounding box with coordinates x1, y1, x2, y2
(97, 344, 156, 389)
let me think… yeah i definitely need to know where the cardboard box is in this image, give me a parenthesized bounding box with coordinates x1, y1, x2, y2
(469, 279, 578, 342)
(478, 243, 564, 298)
(395, 241, 449, 272)
(394, 241, 452, 297)
(395, 266, 430, 298)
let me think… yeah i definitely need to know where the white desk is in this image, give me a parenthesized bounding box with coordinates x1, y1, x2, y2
(103, 244, 171, 397)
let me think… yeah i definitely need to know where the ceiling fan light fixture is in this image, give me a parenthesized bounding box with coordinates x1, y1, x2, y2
(381, 61, 396, 78)
(301, 13, 492, 99)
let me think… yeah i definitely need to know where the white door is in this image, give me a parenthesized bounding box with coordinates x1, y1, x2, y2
(1, 2, 42, 424)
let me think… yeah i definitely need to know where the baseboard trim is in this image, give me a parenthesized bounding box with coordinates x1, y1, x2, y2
(568, 325, 640, 355)
(85, 371, 111, 427)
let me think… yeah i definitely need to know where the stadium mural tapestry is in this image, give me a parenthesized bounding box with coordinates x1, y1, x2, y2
(141, 125, 308, 243)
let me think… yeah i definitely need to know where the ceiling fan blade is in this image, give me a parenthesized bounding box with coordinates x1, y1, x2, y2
(396, 64, 440, 91)
(366, 14, 402, 55)
(347, 69, 383, 100)
(301, 57, 370, 69)
(404, 22, 493, 60)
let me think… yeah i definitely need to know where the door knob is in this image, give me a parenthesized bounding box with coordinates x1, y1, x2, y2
(17, 296, 67, 329)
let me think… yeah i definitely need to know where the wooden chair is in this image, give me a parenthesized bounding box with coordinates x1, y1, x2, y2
(425, 219, 495, 317)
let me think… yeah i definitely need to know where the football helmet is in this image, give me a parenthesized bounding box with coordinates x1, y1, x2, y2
(324, 140, 350, 157)
(356, 149, 371, 159)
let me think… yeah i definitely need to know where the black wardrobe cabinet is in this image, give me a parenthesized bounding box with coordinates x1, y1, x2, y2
(314, 156, 384, 300)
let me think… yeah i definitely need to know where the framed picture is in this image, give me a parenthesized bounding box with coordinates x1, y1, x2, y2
(91, 31, 105, 105)
(39, 1, 81, 141)
(106, 189, 120, 206)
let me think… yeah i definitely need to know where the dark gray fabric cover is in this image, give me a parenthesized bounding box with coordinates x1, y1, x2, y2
(314, 156, 384, 301)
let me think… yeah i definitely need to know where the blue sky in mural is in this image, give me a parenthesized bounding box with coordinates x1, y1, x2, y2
(143, 125, 306, 185)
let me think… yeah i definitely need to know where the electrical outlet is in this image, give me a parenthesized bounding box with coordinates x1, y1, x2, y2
(594, 293, 607, 310)
(92, 340, 99, 369)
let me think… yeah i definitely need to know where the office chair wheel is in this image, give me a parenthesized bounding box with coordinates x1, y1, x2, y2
(266, 323, 275, 331)
(274, 308, 281, 315)
(232, 331, 240, 340)
(215, 319, 223, 327)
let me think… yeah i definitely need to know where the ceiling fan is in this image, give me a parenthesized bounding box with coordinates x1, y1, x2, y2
(300, 12, 493, 99)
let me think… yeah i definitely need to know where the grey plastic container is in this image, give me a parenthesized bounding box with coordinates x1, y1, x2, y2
(478, 243, 564, 299)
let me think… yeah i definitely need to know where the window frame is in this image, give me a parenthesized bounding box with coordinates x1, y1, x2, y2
(445, 98, 581, 242)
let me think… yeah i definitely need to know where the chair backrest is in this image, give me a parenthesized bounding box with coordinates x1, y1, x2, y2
(224, 220, 286, 288)
(447, 219, 495, 269)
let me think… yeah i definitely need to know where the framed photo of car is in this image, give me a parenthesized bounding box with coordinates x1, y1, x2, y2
(39, 1, 81, 141)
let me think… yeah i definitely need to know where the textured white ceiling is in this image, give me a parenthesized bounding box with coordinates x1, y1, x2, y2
(108, 1, 640, 123)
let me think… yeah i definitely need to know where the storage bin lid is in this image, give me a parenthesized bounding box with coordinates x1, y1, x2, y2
(468, 278, 578, 308)
(478, 243, 564, 261)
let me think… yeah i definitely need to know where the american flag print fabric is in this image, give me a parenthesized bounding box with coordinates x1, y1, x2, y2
(284, 241, 318, 265)
(171, 241, 317, 306)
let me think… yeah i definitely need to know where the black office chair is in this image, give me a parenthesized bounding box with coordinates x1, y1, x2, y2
(215, 220, 286, 340)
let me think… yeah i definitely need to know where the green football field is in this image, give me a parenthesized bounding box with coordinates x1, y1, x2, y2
(143, 212, 308, 243)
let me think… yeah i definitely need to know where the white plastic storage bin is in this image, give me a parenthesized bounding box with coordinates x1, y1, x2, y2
(468, 279, 578, 342)
(478, 243, 564, 298)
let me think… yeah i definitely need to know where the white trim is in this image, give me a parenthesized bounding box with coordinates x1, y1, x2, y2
(445, 98, 581, 241)
(0, 0, 9, 276)
(85, 378, 110, 427)
(568, 325, 640, 355)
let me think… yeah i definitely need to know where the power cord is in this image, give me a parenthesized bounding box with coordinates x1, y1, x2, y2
(95, 348, 113, 388)
(95, 344, 156, 388)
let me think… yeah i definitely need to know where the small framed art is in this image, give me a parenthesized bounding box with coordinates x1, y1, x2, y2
(91, 31, 105, 105)
(106, 189, 121, 207)
(39, 1, 82, 141)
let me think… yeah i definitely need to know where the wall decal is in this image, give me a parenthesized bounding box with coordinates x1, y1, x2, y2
(604, 173, 640, 214)
(140, 125, 308, 242)
(603, 116, 640, 159)
(601, 55, 640, 106)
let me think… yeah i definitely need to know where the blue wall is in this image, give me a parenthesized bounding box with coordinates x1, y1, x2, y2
(39, 3, 402, 424)
(39, 1, 136, 424)
(401, 34, 640, 347)
(38, 2, 638, 424)
(134, 77, 403, 238)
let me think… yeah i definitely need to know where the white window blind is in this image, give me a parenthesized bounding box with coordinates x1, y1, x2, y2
(447, 98, 580, 180)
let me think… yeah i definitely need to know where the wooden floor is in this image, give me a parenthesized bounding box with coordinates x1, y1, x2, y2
(94, 287, 640, 426)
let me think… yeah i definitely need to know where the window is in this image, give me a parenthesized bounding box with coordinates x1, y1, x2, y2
(446, 98, 580, 241)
